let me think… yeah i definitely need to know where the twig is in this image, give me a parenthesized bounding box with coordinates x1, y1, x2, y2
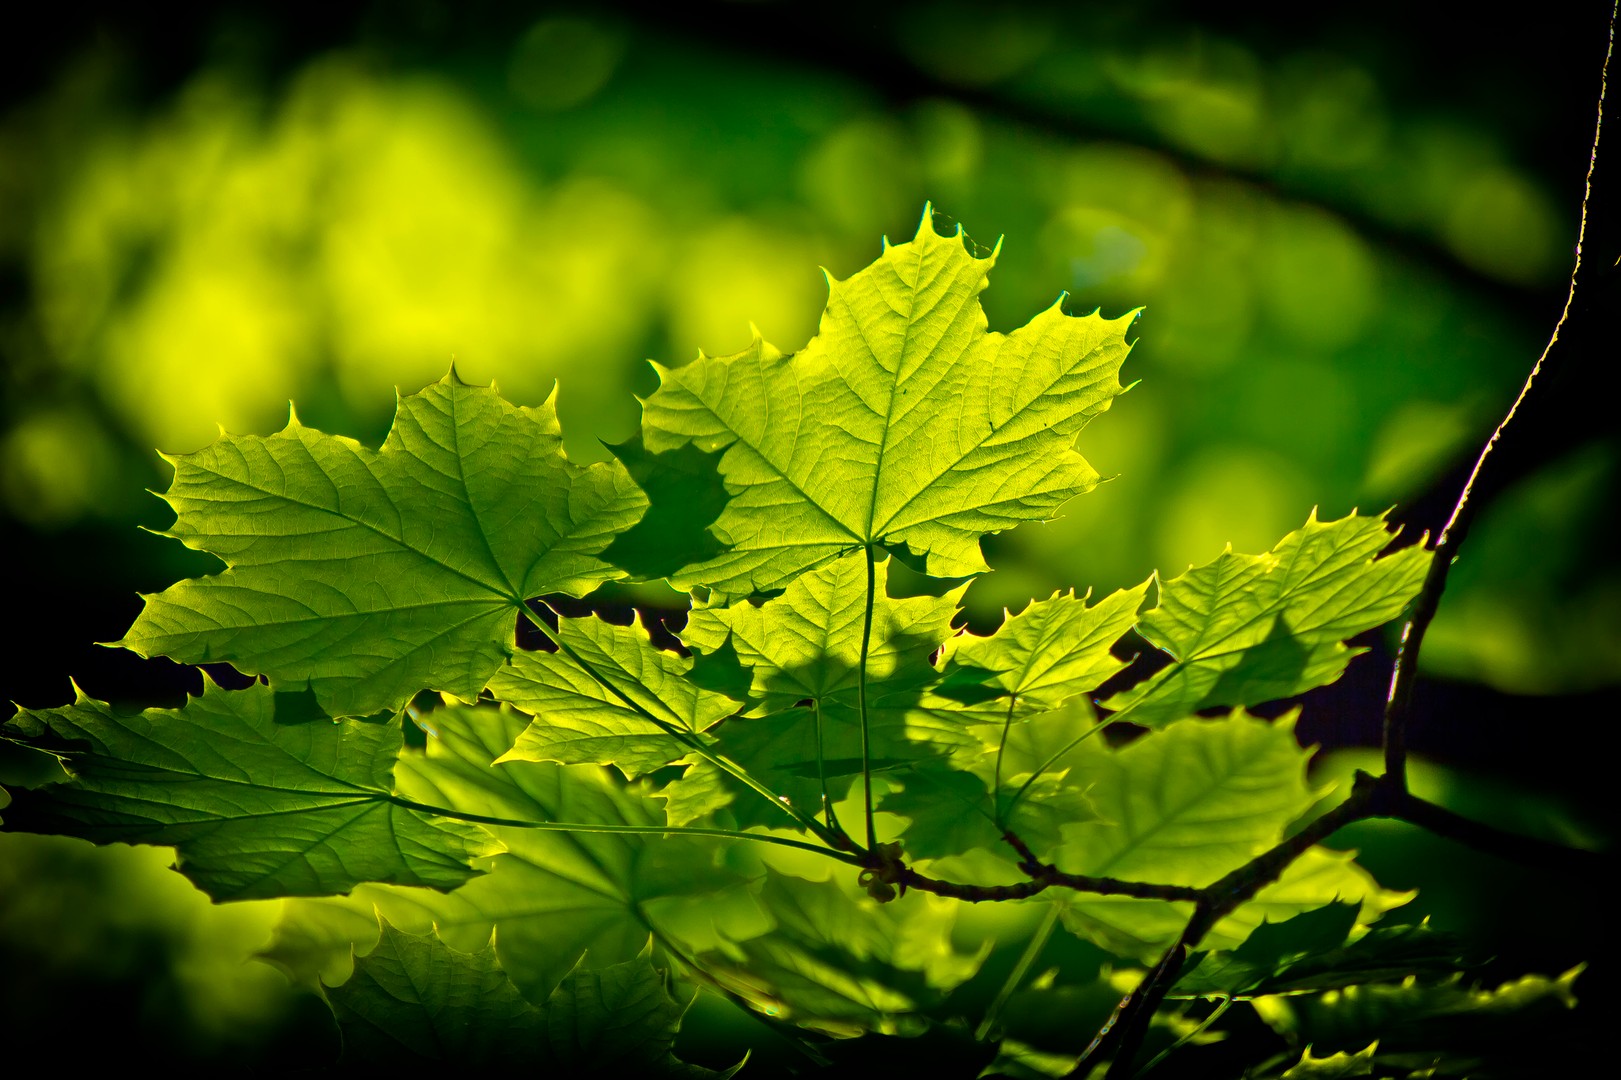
(1070, 760, 1614, 1075)
(1382, 1, 1616, 789)
(1386, 788, 1611, 875)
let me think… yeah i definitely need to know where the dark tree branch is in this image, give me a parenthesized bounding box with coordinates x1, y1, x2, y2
(1067, 759, 1615, 1076)
(1386, 788, 1612, 875)
(1382, 2, 1617, 788)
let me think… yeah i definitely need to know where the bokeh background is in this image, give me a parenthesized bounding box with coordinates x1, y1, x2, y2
(2, 0, 1615, 1070)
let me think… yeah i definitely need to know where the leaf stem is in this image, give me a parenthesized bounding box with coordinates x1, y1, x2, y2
(991, 694, 1018, 825)
(975, 900, 1062, 1041)
(857, 544, 879, 852)
(1002, 707, 1114, 823)
(812, 697, 843, 834)
(1135, 995, 1232, 1076)
(388, 791, 863, 863)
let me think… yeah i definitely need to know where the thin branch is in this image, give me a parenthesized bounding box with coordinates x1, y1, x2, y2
(1072, 775, 1384, 1077)
(1385, 787, 1611, 876)
(1382, 1, 1616, 787)
(902, 844, 1205, 904)
(1071, 761, 1613, 1075)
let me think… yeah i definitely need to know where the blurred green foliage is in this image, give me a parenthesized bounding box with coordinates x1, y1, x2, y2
(5, 4, 1612, 693)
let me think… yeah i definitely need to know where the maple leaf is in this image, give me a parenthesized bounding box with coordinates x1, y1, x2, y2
(1106, 511, 1432, 727)
(934, 584, 1149, 719)
(488, 612, 740, 778)
(271, 704, 770, 1004)
(1051, 712, 1407, 958)
(1, 679, 495, 899)
(641, 205, 1134, 598)
(120, 373, 647, 717)
(675, 553, 973, 828)
(327, 920, 736, 1075)
(693, 871, 984, 1036)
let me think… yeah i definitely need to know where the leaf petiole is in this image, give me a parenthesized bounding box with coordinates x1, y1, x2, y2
(388, 790, 863, 864)
(856, 544, 879, 852)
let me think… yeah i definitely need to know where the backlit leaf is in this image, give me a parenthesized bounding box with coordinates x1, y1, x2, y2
(1105, 512, 1431, 727)
(1050, 712, 1405, 958)
(328, 919, 733, 1075)
(1, 680, 494, 899)
(121, 373, 647, 716)
(937, 583, 1148, 718)
(490, 613, 739, 778)
(641, 208, 1133, 597)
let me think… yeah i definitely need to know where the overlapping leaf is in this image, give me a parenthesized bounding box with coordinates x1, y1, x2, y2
(640, 208, 1134, 597)
(327, 919, 733, 1075)
(682, 553, 963, 716)
(489, 613, 740, 777)
(934, 584, 1148, 718)
(270, 704, 769, 1004)
(1106, 512, 1432, 727)
(673, 554, 973, 828)
(1051, 713, 1407, 957)
(0, 679, 494, 899)
(1174, 905, 1470, 999)
(121, 373, 647, 716)
(697, 870, 985, 1037)
(878, 587, 1147, 859)
(395, 705, 770, 998)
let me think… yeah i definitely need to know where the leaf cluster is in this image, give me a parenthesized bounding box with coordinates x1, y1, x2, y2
(1, 210, 1581, 1077)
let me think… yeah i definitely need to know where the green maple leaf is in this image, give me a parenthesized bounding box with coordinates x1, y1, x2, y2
(0, 679, 495, 899)
(1256, 966, 1582, 1077)
(682, 552, 962, 717)
(641, 207, 1134, 597)
(273, 704, 769, 1003)
(120, 373, 647, 717)
(1278, 1043, 1380, 1080)
(1051, 712, 1407, 958)
(697, 870, 984, 1037)
(935, 584, 1148, 718)
(878, 748, 1100, 862)
(488, 613, 740, 778)
(655, 754, 732, 827)
(1106, 511, 1432, 727)
(878, 586, 1146, 858)
(1174, 907, 1469, 999)
(676, 553, 973, 828)
(328, 919, 734, 1075)
(327, 918, 551, 1066)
